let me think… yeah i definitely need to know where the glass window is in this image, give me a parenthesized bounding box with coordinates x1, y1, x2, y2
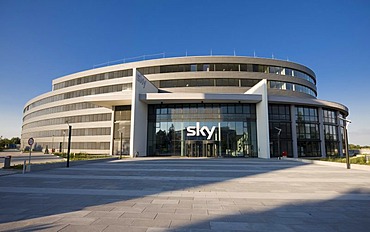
(296, 106, 318, 122)
(147, 103, 257, 157)
(241, 79, 259, 87)
(323, 109, 337, 124)
(240, 64, 253, 72)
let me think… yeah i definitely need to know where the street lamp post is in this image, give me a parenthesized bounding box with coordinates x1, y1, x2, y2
(66, 122, 72, 168)
(119, 130, 123, 159)
(117, 126, 125, 159)
(275, 127, 282, 159)
(62, 130, 66, 153)
(52, 134, 54, 153)
(338, 116, 351, 169)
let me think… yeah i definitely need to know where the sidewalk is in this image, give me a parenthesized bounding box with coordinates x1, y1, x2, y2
(1, 156, 118, 173)
(285, 157, 370, 171)
(0, 158, 369, 231)
(0, 151, 65, 167)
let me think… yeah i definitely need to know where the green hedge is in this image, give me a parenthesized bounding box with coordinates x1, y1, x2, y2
(53, 152, 111, 161)
(321, 155, 370, 165)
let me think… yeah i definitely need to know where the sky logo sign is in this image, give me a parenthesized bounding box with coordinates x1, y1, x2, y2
(187, 122, 216, 140)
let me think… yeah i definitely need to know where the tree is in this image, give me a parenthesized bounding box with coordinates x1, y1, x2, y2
(0, 138, 10, 148)
(0, 137, 21, 149)
(10, 137, 21, 144)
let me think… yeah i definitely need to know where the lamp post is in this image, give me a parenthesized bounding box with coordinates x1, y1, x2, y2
(66, 121, 72, 168)
(119, 129, 123, 159)
(62, 130, 66, 153)
(275, 127, 282, 159)
(117, 126, 125, 159)
(338, 116, 351, 169)
(52, 134, 54, 153)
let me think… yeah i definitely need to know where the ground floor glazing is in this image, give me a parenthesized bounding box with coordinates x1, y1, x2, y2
(110, 103, 345, 158)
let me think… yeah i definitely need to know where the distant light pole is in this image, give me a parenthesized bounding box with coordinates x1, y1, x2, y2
(338, 116, 351, 169)
(62, 130, 66, 153)
(66, 121, 72, 168)
(119, 129, 123, 159)
(117, 126, 125, 159)
(52, 134, 54, 153)
(275, 127, 282, 159)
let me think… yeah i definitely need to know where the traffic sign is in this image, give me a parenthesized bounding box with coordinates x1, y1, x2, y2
(28, 138, 34, 146)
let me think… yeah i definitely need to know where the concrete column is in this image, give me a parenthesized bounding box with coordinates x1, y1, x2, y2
(290, 105, 298, 158)
(130, 69, 158, 157)
(245, 79, 270, 159)
(318, 107, 326, 158)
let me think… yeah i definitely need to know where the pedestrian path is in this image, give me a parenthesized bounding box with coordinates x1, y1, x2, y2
(0, 158, 369, 231)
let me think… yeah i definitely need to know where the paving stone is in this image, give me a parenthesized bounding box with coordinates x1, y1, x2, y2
(110, 206, 144, 213)
(120, 212, 157, 219)
(103, 225, 147, 232)
(152, 199, 179, 204)
(91, 218, 133, 226)
(175, 209, 208, 215)
(248, 222, 296, 232)
(156, 213, 191, 220)
(170, 219, 192, 228)
(56, 217, 97, 225)
(210, 221, 249, 231)
(162, 203, 193, 209)
(59, 225, 107, 232)
(0, 158, 369, 231)
(84, 211, 124, 218)
(143, 207, 176, 213)
(58, 210, 92, 218)
(192, 204, 223, 210)
(131, 219, 171, 228)
(84, 206, 116, 211)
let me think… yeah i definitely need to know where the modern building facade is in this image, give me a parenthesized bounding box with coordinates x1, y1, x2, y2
(21, 56, 349, 158)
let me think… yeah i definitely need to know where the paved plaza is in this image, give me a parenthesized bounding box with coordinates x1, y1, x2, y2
(0, 157, 369, 232)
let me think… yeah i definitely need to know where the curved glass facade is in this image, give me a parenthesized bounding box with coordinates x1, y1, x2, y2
(51, 61, 315, 93)
(147, 103, 258, 157)
(23, 102, 100, 121)
(53, 69, 133, 90)
(296, 106, 321, 157)
(138, 63, 316, 84)
(24, 83, 132, 113)
(21, 56, 348, 157)
(269, 81, 316, 97)
(323, 109, 339, 156)
(152, 78, 260, 88)
(268, 104, 293, 158)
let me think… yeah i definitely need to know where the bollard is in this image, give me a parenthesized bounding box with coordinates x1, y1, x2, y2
(23, 160, 26, 174)
(4, 156, 11, 169)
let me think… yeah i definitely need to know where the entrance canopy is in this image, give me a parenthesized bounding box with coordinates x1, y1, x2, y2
(140, 92, 262, 104)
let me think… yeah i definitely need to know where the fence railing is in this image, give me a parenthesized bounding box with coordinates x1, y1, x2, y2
(92, 51, 287, 69)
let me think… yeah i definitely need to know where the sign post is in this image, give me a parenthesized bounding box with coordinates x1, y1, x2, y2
(27, 137, 34, 172)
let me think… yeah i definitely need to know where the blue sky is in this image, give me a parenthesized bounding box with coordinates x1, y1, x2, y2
(0, 0, 369, 145)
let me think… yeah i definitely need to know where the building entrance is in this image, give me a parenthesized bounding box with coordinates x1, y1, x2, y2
(147, 103, 258, 157)
(185, 140, 218, 157)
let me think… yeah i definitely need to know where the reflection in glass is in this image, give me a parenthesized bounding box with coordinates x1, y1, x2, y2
(147, 103, 257, 158)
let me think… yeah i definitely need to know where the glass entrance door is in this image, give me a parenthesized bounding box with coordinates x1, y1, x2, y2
(186, 141, 218, 157)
